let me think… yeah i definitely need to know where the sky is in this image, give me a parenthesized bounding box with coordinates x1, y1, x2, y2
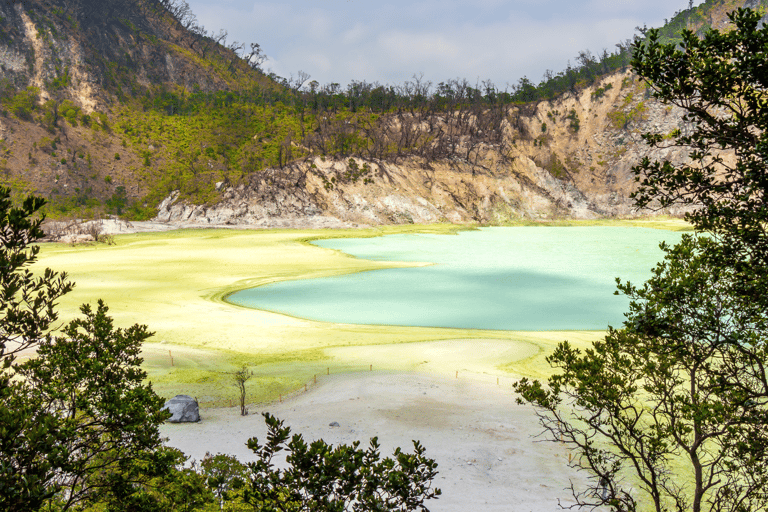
(185, 0, 697, 90)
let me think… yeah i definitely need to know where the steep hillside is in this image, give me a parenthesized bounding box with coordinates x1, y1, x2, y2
(0, 0, 278, 218)
(156, 72, 695, 226)
(0, 0, 764, 227)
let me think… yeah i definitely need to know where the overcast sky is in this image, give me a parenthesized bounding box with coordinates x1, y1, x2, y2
(185, 0, 697, 89)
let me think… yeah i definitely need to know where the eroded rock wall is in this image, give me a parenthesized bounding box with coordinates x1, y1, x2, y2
(157, 72, 695, 227)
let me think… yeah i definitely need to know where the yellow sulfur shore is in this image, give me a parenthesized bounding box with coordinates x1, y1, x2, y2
(33, 219, 687, 405)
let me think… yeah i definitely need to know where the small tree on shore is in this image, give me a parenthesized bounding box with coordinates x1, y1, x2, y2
(233, 365, 252, 416)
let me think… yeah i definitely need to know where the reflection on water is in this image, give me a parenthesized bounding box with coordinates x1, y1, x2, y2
(226, 227, 681, 331)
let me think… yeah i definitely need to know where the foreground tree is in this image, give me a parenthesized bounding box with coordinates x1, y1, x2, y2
(87, 446, 213, 512)
(244, 413, 441, 512)
(198, 452, 247, 510)
(0, 188, 74, 511)
(515, 236, 768, 512)
(631, 7, 768, 296)
(0, 188, 174, 511)
(0, 190, 71, 363)
(515, 8, 768, 512)
(15, 300, 171, 509)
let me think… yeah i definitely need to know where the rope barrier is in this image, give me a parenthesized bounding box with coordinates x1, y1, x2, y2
(188, 363, 521, 409)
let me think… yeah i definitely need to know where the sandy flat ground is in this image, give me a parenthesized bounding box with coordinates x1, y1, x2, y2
(161, 371, 586, 512)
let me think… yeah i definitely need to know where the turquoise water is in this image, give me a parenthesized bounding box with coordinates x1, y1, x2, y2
(227, 227, 681, 331)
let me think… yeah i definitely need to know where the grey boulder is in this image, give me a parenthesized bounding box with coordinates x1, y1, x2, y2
(163, 395, 200, 423)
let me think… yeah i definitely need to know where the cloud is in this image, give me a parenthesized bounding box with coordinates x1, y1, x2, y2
(376, 32, 461, 66)
(186, 0, 689, 87)
(342, 23, 369, 45)
(367, 13, 642, 86)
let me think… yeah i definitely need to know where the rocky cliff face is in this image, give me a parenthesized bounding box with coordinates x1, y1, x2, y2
(157, 71, 694, 227)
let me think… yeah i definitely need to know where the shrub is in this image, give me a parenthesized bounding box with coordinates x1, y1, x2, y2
(566, 109, 580, 132)
(6, 87, 39, 120)
(591, 83, 613, 99)
(59, 100, 80, 127)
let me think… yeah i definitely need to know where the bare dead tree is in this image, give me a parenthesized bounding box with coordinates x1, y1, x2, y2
(292, 70, 311, 91)
(244, 43, 267, 71)
(213, 28, 228, 47)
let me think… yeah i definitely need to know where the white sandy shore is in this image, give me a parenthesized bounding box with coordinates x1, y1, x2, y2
(44, 217, 362, 239)
(161, 372, 586, 512)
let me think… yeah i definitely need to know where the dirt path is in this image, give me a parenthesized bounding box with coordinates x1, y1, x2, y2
(161, 372, 585, 511)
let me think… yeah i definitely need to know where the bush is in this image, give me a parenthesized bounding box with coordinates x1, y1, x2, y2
(5, 87, 39, 120)
(59, 100, 80, 127)
(566, 109, 580, 132)
(591, 83, 613, 99)
(244, 413, 441, 511)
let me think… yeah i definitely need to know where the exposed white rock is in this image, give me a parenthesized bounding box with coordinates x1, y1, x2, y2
(163, 395, 200, 423)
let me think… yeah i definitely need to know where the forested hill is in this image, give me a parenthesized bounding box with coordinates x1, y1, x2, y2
(0, 0, 764, 226)
(0, 0, 279, 219)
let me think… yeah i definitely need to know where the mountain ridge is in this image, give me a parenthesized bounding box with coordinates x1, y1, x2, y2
(0, 0, 762, 227)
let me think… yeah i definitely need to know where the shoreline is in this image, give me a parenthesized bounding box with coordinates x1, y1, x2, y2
(161, 371, 585, 512)
(41, 215, 692, 240)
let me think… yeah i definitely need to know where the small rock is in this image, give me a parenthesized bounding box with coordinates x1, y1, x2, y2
(329, 421, 340, 427)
